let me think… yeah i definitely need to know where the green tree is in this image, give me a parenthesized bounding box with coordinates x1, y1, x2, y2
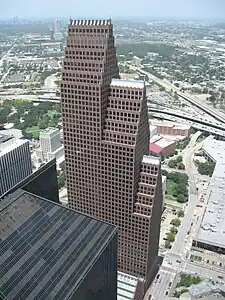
(165, 240, 171, 249)
(167, 232, 175, 242)
(177, 193, 186, 203)
(198, 161, 215, 177)
(178, 162, 185, 170)
(58, 172, 66, 189)
(177, 209, 184, 218)
(176, 156, 183, 163)
(170, 218, 181, 227)
(170, 226, 178, 234)
(168, 160, 177, 168)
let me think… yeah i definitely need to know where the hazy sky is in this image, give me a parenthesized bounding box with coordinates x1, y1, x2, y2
(1, 0, 225, 20)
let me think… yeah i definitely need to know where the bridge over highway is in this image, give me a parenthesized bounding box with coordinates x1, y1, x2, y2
(149, 107, 225, 132)
(135, 67, 225, 124)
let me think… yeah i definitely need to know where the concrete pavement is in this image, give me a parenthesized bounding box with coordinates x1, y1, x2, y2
(144, 132, 203, 300)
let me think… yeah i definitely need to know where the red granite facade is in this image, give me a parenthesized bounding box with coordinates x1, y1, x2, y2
(61, 19, 162, 289)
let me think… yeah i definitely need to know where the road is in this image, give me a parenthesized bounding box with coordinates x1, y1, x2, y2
(185, 262, 225, 279)
(170, 131, 201, 256)
(144, 132, 202, 300)
(44, 74, 57, 91)
(134, 66, 225, 124)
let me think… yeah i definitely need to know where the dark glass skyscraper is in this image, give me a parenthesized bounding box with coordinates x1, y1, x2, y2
(61, 19, 162, 288)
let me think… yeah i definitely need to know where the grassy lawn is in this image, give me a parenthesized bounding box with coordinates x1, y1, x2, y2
(166, 180, 177, 199)
(26, 126, 40, 139)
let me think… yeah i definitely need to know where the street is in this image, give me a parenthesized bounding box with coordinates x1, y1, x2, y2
(144, 132, 202, 300)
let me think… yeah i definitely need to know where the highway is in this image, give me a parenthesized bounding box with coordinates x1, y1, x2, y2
(135, 66, 225, 124)
(144, 132, 202, 300)
(149, 106, 225, 132)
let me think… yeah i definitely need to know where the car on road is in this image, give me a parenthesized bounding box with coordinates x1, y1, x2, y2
(217, 275, 224, 279)
(165, 291, 169, 295)
(156, 274, 160, 279)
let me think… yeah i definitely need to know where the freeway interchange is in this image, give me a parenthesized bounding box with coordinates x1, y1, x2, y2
(133, 66, 225, 124)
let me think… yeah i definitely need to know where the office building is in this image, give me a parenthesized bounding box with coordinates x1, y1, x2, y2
(0, 135, 32, 197)
(0, 189, 118, 300)
(132, 56, 141, 67)
(0, 158, 59, 203)
(61, 19, 162, 288)
(54, 19, 63, 41)
(150, 120, 191, 138)
(39, 127, 61, 161)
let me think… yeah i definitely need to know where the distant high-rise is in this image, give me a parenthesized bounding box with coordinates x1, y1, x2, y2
(61, 19, 162, 289)
(0, 135, 32, 197)
(54, 19, 63, 41)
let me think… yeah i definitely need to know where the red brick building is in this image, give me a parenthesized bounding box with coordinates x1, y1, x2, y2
(61, 19, 162, 289)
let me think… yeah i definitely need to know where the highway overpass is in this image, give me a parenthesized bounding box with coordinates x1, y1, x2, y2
(136, 67, 225, 124)
(149, 107, 225, 132)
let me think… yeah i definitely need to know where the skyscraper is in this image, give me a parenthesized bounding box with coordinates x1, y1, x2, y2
(0, 189, 117, 300)
(61, 19, 162, 289)
(0, 134, 32, 198)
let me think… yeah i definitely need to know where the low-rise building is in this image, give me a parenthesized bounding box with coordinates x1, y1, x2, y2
(150, 135, 176, 157)
(193, 136, 225, 254)
(151, 120, 191, 137)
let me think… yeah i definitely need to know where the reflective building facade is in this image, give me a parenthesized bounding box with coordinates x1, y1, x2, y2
(61, 19, 162, 288)
(0, 189, 117, 300)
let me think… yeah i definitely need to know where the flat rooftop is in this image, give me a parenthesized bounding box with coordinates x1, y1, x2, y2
(40, 127, 59, 135)
(142, 155, 160, 165)
(0, 133, 12, 144)
(195, 137, 225, 249)
(151, 119, 191, 130)
(154, 137, 175, 148)
(0, 138, 28, 158)
(0, 189, 117, 300)
(111, 78, 145, 89)
(203, 135, 225, 163)
(117, 272, 139, 300)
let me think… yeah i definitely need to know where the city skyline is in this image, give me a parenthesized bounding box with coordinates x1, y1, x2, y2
(1, 0, 225, 20)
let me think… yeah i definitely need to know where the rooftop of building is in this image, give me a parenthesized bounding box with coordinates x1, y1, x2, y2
(151, 119, 191, 130)
(0, 189, 117, 300)
(69, 19, 112, 26)
(0, 133, 12, 144)
(195, 136, 225, 249)
(40, 127, 59, 136)
(0, 137, 28, 158)
(142, 155, 160, 165)
(111, 78, 145, 89)
(195, 163, 225, 249)
(117, 272, 139, 300)
(154, 137, 176, 149)
(150, 143, 162, 154)
(203, 135, 225, 163)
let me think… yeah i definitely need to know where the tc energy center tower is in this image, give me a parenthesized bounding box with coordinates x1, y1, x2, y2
(61, 19, 162, 289)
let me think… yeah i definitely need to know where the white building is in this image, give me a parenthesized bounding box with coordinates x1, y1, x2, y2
(0, 135, 32, 197)
(132, 56, 141, 67)
(54, 19, 63, 41)
(39, 127, 62, 161)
